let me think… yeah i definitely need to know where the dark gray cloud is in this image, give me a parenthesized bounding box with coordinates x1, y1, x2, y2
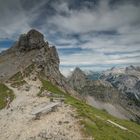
(0, 0, 140, 75)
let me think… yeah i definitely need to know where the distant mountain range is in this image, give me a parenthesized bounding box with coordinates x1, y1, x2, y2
(100, 65, 140, 102)
(68, 66, 140, 122)
(86, 71, 101, 80)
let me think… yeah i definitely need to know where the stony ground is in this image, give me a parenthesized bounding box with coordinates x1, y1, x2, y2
(0, 77, 84, 140)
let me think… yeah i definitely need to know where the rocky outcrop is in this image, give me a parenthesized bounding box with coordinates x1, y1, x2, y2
(18, 29, 45, 51)
(0, 29, 47, 80)
(0, 29, 55, 74)
(68, 67, 88, 91)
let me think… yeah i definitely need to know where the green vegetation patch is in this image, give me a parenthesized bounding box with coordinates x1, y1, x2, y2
(41, 79, 140, 140)
(9, 71, 23, 82)
(0, 83, 15, 109)
(41, 79, 64, 95)
(10, 80, 26, 88)
(9, 72, 27, 88)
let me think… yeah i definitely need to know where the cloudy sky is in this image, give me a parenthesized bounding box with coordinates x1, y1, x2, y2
(0, 0, 140, 76)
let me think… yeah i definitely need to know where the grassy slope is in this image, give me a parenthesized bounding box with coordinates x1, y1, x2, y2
(9, 72, 26, 88)
(0, 83, 15, 109)
(8, 65, 34, 88)
(41, 79, 140, 140)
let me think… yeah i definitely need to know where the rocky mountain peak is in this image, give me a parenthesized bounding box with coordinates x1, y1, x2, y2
(27, 29, 43, 37)
(0, 29, 75, 96)
(110, 66, 116, 70)
(18, 29, 45, 51)
(0, 29, 60, 81)
(125, 65, 136, 71)
(72, 67, 86, 77)
(74, 67, 83, 72)
(68, 67, 88, 91)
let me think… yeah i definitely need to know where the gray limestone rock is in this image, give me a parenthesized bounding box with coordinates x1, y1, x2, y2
(18, 29, 45, 51)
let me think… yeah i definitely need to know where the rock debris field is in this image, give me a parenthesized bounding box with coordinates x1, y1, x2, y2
(0, 78, 84, 140)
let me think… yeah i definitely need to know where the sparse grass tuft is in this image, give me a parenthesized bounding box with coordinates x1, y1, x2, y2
(10, 80, 26, 88)
(9, 72, 26, 88)
(9, 72, 23, 82)
(0, 83, 15, 109)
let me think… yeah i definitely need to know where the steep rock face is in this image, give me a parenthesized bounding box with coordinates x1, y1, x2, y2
(0, 29, 48, 81)
(100, 66, 140, 102)
(135, 81, 140, 92)
(18, 29, 45, 51)
(133, 81, 140, 100)
(68, 67, 88, 91)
